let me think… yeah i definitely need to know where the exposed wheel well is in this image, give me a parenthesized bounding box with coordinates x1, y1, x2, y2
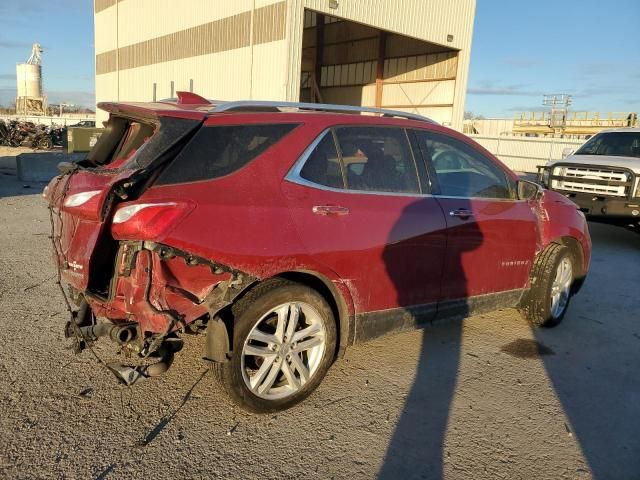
(205, 271, 352, 362)
(275, 271, 351, 358)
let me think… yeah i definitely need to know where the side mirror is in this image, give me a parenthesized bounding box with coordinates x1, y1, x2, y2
(561, 147, 575, 158)
(517, 179, 543, 201)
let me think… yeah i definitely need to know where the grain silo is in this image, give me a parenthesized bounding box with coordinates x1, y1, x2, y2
(16, 43, 47, 115)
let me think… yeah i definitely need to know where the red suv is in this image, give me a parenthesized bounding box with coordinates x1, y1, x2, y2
(45, 93, 591, 412)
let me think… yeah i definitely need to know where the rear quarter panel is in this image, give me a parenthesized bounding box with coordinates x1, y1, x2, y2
(130, 116, 357, 316)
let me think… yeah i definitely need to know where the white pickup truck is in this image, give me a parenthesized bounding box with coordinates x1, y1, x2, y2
(538, 128, 640, 233)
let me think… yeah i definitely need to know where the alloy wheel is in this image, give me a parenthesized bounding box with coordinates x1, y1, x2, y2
(241, 301, 326, 400)
(550, 257, 572, 319)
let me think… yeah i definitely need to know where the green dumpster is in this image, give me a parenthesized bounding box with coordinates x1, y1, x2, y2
(66, 127, 105, 153)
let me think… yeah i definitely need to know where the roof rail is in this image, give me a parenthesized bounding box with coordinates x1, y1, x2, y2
(209, 100, 437, 124)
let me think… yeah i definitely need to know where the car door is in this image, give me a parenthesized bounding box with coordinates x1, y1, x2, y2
(281, 125, 447, 339)
(412, 129, 538, 315)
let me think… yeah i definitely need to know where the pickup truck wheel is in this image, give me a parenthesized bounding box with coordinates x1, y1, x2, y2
(520, 244, 574, 328)
(212, 279, 336, 413)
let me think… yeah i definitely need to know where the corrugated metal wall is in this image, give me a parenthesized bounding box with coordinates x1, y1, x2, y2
(94, 0, 289, 123)
(298, 10, 465, 125)
(301, 0, 475, 50)
(293, 0, 475, 130)
(464, 118, 515, 136)
(94, 0, 475, 130)
(470, 135, 585, 173)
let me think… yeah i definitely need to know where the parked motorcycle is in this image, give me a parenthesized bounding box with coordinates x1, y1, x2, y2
(0, 119, 66, 150)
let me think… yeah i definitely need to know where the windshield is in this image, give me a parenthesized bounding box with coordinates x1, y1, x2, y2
(575, 131, 640, 158)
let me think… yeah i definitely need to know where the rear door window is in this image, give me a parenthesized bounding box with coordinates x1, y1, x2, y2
(414, 131, 515, 199)
(335, 127, 421, 194)
(157, 123, 298, 185)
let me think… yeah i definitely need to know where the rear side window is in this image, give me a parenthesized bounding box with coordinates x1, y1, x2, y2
(300, 133, 345, 189)
(336, 127, 420, 194)
(157, 124, 298, 185)
(415, 131, 514, 199)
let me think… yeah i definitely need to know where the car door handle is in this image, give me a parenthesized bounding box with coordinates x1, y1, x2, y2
(312, 205, 350, 216)
(449, 208, 473, 219)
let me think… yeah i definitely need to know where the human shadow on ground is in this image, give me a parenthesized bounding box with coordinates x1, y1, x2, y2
(378, 198, 480, 479)
(532, 222, 640, 479)
(378, 214, 640, 479)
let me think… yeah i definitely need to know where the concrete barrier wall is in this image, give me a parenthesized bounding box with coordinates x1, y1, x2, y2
(468, 135, 585, 173)
(16, 152, 85, 182)
(0, 155, 17, 173)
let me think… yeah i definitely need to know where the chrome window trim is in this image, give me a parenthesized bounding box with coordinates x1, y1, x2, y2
(285, 128, 429, 198)
(433, 194, 527, 203)
(285, 127, 527, 202)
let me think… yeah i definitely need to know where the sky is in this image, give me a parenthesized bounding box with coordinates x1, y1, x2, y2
(466, 0, 640, 117)
(0, 0, 95, 108)
(0, 0, 638, 117)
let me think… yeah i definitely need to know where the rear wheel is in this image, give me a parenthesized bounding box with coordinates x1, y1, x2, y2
(212, 279, 336, 412)
(38, 136, 53, 150)
(520, 244, 574, 328)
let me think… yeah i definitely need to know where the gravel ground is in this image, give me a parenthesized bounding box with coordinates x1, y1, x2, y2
(0, 173, 638, 480)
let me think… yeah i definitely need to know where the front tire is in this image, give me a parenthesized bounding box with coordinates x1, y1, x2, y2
(520, 244, 574, 328)
(212, 279, 337, 413)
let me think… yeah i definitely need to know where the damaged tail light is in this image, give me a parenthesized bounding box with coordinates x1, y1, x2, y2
(111, 201, 194, 240)
(61, 190, 105, 220)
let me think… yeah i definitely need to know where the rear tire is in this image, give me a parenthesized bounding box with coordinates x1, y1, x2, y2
(520, 244, 574, 328)
(38, 136, 53, 150)
(212, 279, 337, 413)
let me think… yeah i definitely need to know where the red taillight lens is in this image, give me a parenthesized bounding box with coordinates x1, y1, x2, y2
(111, 201, 194, 240)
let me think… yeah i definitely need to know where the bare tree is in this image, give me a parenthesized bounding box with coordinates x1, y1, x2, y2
(464, 111, 486, 120)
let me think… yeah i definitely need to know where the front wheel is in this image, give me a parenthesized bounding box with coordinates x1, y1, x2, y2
(520, 244, 574, 328)
(212, 279, 337, 412)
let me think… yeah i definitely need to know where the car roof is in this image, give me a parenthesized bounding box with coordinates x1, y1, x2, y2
(98, 91, 438, 126)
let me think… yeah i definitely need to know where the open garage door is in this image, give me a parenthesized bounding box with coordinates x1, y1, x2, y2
(299, 10, 459, 125)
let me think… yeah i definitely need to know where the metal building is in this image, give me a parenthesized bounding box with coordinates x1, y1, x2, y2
(94, 0, 476, 129)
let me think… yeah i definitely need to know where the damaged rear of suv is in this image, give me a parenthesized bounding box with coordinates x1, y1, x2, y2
(46, 95, 290, 386)
(46, 93, 591, 413)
